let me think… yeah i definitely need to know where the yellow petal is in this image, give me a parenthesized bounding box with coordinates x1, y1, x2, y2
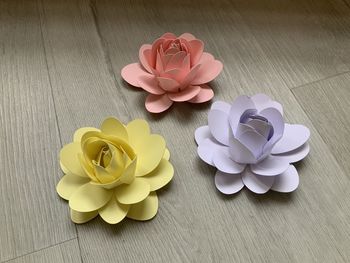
(135, 134, 166, 176)
(60, 142, 87, 177)
(69, 183, 113, 212)
(115, 178, 150, 205)
(126, 119, 150, 149)
(142, 159, 174, 191)
(101, 117, 128, 142)
(56, 173, 90, 200)
(127, 192, 158, 221)
(93, 165, 117, 184)
(70, 209, 98, 224)
(98, 197, 129, 224)
(73, 127, 100, 142)
(163, 148, 170, 161)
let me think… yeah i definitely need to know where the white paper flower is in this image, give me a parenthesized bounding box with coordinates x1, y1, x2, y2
(195, 94, 310, 194)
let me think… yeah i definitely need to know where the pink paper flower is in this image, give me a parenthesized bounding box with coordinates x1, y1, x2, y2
(121, 33, 223, 113)
(195, 94, 310, 195)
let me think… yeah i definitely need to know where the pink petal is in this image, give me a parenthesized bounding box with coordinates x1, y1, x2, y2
(162, 68, 185, 83)
(150, 38, 166, 68)
(138, 75, 165, 95)
(188, 39, 204, 66)
(208, 109, 230, 145)
(188, 84, 214, 103)
(272, 143, 310, 163)
(271, 165, 299, 193)
(229, 137, 257, 164)
(156, 51, 164, 73)
(213, 150, 246, 174)
(165, 51, 187, 71)
(157, 77, 180, 92)
(145, 94, 173, 113)
(178, 33, 196, 41)
(250, 155, 290, 176)
(168, 85, 200, 102)
(181, 64, 201, 88)
(215, 171, 244, 195)
(191, 59, 223, 85)
(139, 44, 153, 73)
(160, 32, 177, 39)
(242, 168, 275, 194)
(182, 54, 191, 73)
(271, 124, 310, 154)
(121, 63, 149, 88)
(251, 93, 283, 115)
(198, 52, 214, 64)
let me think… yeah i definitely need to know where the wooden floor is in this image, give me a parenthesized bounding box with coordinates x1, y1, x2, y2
(1, 0, 350, 262)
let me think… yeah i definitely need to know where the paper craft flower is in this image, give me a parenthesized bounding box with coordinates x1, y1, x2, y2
(195, 94, 310, 194)
(121, 32, 223, 113)
(56, 117, 173, 224)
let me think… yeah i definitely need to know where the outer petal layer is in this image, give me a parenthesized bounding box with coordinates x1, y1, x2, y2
(188, 85, 214, 103)
(115, 178, 150, 204)
(242, 169, 275, 194)
(271, 165, 299, 193)
(215, 171, 244, 195)
(191, 60, 223, 85)
(121, 63, 149, 87)
(142, 159, 174, 191)
(56, 173, 89, 200)
(70, 209, 98, 224)
(98, 197, 129, 224)
(60, 143, 86, 177)
(145, 94, 173, 113)
(127, 192, 158, 221)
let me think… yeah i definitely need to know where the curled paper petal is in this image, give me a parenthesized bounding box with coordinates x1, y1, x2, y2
(195, 94, 310, 195)
(121, 32, 223, 113)
(57, 117, 173, 225)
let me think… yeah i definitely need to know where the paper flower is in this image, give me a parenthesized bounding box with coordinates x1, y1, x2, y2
(121, 32, 223, 113)
(195, 94, 310, 194)
(56, 117, 173, 224)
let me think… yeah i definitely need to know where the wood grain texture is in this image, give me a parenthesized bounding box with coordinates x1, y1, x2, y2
(293, 72, 350, 176)
(0, 1, 76, 262)
(231, 0, 350, 88)
(41, 0, 349, 262)
(7, 239, 81, 263)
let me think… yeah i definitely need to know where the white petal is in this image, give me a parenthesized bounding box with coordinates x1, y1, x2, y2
(273, 143, 310, 163)
(251, 93, 283, 115)
(271, 124, 310, 154)
(271, 165, 299, 193)
(208, 109, 230, 145)
(211, 101, 231, 114)
(228, 96, 256, 134)
(213, 150, 246, 174)
(236, 130, 267, 158)
(215, 170, 244, 195)
(242, 168, 275, 194)
(198, 138, 229, 166)
(250, 155, 290, 176)
(194, 125, 211, 145)
(229, 138, 257, 164)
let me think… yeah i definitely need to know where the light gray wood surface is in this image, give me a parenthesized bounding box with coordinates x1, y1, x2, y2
(1, 0, 350, 262)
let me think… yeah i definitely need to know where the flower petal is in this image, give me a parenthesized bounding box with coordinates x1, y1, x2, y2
(229, 138, 257, 164)
(191, 59, 223, 85)
(168, 85, 200, 102)
(208, 109, 230, 145)
(273, 143, 310, 163)
(127, 192, 158, 221)
(138, 75, 165, 95)
(198, 138, 230, 166)
(242, 168, 275, 194)
(73, 127, 100, 142)
(197, 52, 214, 64)
(56, 173, 90, 200)
(251, 93, 283, 115)
(194, 125, 211, 145)
(188, 39, 204, 66)
(165, 51, 187, 70)
(145, 94, 173, 113)
(271, 124, 310, 154)
(250, 155, 290, 176)
(142, 159, 174, 191)
(115, 178, 150, 205)
(139, 44, 153, 73)
(98, 197, 129, 224)
(157, 77, 180, 92)
(181, 64, 201, 88)
(213, 150, 246, 174)
(179, 33, 196, 41)
(245, 119, 272, 139)
(188, 85, 214, 103)
(215, 171, 244, 195)
(271, 165, 299, 193)
(60, 142, 87, 177)
(228, 96, 256, 134)
(70, 209, 98, 224)
(211, 100, 231, 114)
(100, 117, 128, 142)
(236, 130, 267, 158)
(134, 134, 166, 176)
(163, 149, 170, 160)
(161, 32, 177, 39)
(121, 63, 150, 87)
(126, 119, 150, 149)
(69, 183, 113, 212)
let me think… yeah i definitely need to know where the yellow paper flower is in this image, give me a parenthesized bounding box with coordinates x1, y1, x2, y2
(56, 117, 173, 224)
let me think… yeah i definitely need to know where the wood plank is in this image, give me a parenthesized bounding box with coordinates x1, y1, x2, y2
(232, 0, 350, 88)
(293, 72, 350, 176)
(0, 1, 76, 261)
(40, 0, 350, 262)
(7, 239, 81, 263)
